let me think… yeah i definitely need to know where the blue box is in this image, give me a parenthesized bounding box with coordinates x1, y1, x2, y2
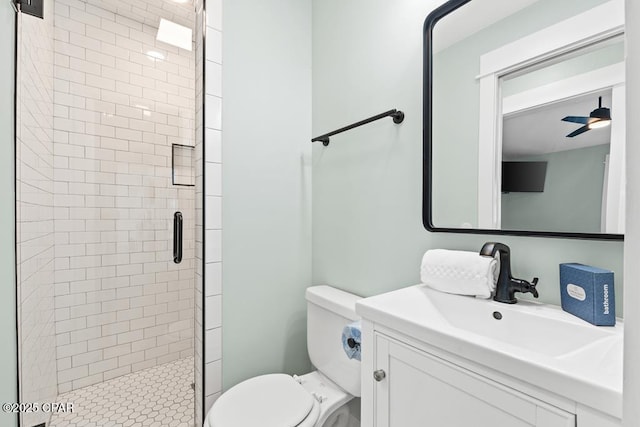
(559, 263, 615, 326)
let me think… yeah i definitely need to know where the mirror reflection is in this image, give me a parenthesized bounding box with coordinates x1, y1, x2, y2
(428, 0, 625, 237)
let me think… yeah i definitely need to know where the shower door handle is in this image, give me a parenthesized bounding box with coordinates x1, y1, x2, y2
(173, 211, 183, 264)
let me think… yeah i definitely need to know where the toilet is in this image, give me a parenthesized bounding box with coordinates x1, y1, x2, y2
(205, 285, 362, 427)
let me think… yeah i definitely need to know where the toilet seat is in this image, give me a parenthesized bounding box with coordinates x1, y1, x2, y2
(208, 374, 320, 427)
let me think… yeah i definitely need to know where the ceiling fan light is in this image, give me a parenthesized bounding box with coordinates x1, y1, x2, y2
(588, 119, 611, 130)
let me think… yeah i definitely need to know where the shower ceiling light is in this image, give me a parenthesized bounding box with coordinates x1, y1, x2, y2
(156, 18, 193, 51)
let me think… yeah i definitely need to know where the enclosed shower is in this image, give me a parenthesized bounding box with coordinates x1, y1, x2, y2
(14, 0, 206, 425)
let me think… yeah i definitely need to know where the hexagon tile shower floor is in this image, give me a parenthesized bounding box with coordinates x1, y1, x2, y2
(50, 357, 194, 427)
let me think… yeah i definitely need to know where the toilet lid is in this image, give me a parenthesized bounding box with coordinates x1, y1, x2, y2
(211, 374, 315, 427)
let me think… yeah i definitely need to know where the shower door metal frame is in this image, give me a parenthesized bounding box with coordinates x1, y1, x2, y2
(12, 3, 21, 427)
(200, 0, 208, 422)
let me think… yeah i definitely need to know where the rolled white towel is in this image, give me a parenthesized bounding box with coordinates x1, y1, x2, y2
(420, 249, 499, 299)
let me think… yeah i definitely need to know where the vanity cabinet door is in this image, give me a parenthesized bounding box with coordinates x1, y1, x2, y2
(373, 335, 575, 427)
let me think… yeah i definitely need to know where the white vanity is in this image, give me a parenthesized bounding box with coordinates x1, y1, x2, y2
(356, 285, 623, 427)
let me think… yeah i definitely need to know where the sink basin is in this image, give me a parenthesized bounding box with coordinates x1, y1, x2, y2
(417, 286, 618, 358)
(355, 283, 623, 418)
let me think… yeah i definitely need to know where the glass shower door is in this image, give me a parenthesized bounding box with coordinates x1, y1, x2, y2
(15, 0, 200, 425)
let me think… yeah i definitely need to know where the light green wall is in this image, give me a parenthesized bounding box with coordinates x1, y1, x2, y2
(222, 0, 312, 390)
(312, 0, 623, 314)
(432, 0, 610, 228)
(0, 2, 17, 427)
(502, 144, 609, 233)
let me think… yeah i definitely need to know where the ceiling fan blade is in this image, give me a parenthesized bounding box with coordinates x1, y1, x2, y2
(562, 116, 590, 124)
(566, 125, 590, 138)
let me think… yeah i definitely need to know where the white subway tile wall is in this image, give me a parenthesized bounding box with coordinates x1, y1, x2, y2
(203, 0, 224, 413)
(16, 1, 58, 426)
(52, 0, 197, 392)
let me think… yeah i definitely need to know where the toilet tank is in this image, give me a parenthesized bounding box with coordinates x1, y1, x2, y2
(305, 286, 362, 397)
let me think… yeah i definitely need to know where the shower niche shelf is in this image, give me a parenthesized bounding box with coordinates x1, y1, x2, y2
(172, 144, 195, 187)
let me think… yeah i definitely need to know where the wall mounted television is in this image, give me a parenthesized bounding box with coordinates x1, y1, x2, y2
(502, 161, 548, 193)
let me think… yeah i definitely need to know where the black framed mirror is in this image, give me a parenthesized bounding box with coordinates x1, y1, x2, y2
(423, 0, 625, 241)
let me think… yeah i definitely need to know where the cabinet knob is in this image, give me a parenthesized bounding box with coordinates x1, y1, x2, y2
(373, 369, 386, 382)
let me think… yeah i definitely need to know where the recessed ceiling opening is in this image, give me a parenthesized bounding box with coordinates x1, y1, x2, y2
(156, 18, 193, 51)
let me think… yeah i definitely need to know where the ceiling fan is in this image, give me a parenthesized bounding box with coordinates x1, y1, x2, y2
(561, 96, 612, 138)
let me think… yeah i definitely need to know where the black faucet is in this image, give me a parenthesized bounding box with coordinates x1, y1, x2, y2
(479, 242, 539, 304)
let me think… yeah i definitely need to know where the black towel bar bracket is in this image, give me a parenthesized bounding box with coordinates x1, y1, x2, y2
(311, 109, 405, 146)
